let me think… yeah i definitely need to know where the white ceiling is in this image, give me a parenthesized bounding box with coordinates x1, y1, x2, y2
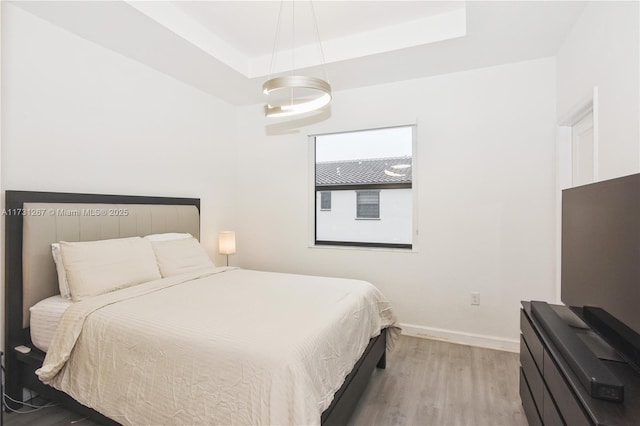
(126, 0, 468, 78)
(171, 1, 465, 58)
(13, 1, 587, 106)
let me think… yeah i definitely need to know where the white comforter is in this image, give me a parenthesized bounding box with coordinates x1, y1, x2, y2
(37, 268, 400, 425)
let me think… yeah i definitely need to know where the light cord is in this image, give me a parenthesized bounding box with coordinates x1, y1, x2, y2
(267, 0, 286, 81)
(310, 0, 329, 82)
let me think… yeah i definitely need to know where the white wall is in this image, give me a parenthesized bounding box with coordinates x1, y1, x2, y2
(316, 189, 412, 244)
(0, 4, 238, 348)
(237, 57, 557, 350)
(556, 1, 640, 180)
(1, 4, 238, 253)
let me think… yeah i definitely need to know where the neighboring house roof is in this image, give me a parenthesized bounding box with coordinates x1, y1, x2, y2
(316, 156, 412, 186)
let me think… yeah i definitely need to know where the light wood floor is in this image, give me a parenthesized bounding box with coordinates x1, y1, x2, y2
(4, 335, 526, 426)
(348, 335, 527, 426)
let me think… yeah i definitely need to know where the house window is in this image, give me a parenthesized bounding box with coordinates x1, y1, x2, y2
(320, 192, 332, 211)
(314, 126, 414, 249)
(356, 191, 380, 219)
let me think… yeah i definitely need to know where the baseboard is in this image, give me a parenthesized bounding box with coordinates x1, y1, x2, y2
(400, 323, 520, 353)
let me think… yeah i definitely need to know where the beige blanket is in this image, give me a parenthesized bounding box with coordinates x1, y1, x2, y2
(37, 268, 400, 425)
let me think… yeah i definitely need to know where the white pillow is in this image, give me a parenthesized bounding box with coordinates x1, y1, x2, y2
(144, 232, 193, 242)
(51, 243, 71, 299)
(151, 237, 215, 277)
(52, 235, 186, 299)
(60, 237, 162, 301)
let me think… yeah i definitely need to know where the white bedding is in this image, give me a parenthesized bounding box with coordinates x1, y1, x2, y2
(29, 295, 73, 352)
(37, 268, 400, 425)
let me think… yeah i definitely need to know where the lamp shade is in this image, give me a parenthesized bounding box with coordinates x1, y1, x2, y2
(218, 231, 236, 255)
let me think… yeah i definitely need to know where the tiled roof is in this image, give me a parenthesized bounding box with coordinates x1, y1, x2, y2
(316, 156, 412, 186)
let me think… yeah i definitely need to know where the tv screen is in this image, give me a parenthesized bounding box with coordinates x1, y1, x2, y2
(561, 173, 640, 337)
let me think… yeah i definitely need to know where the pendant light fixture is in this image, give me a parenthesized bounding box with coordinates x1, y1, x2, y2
(263, 0, 331, 118)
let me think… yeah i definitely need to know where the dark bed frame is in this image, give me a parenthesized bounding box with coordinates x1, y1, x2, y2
(4, 190, 387, 425)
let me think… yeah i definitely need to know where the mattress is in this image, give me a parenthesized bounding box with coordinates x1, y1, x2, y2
(38, 268, 400, 425)
(29, 295, 73, 352)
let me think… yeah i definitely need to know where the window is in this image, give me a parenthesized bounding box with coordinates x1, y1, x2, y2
(356, 191, 379, 219)
(320, 192, 332, 211)
(314, 126, 414, 249)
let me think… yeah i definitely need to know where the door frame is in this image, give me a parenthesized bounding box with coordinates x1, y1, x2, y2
(555, 86, 599, 302)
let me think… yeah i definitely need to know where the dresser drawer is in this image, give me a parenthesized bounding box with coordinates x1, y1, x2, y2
(520, 367, 542, 426)
(543, 385, 565, 426)
(520, 337, 544, 413)
(543, 349, 591, 426)
(521, 309, 544, 371)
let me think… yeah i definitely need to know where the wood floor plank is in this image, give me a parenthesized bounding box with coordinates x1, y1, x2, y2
(348, 335, 527, 426)
(4, 335, 526, 426)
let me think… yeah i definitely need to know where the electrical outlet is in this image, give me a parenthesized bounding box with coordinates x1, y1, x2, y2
(471, 292, 480, 306)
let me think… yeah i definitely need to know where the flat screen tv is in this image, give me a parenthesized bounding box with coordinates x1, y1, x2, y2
(561, 173, 640, 367)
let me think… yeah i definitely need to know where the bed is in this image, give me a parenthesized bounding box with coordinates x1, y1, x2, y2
(4, 190, 399, 425)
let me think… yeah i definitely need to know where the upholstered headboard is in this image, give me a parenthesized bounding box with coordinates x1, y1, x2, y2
(21, 203, 200, 326)
(4, 191, 201, 334)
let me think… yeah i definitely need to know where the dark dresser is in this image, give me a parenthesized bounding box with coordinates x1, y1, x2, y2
(520, 301, 640, 425)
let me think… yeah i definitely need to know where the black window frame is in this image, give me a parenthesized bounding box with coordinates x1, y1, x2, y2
(313, 126, 414, 250)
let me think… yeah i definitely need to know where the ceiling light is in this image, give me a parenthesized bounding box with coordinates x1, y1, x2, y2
(263, 76, 331, 118)
(392, 164, 412, 169)
(264, 0, 331, 118)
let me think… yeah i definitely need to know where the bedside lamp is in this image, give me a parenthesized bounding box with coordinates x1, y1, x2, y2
(218, 231, 236, 267)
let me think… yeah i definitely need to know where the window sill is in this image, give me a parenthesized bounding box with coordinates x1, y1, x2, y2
(309, 244, 416, 253)
(311, 241, 415, 253)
